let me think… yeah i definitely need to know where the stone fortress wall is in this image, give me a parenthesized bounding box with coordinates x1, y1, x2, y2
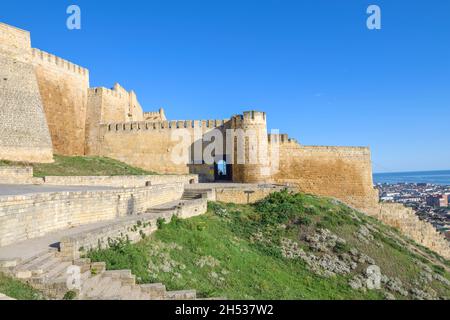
(269, 137, 379, 211)
(0, 23, 54, 163)
(95, 118, 231, 174)
(0, 22, 381, 214)
(32, 48, 89, 156)
(85, 83, 145, 154)
(92, 110, 378, 212)
(0, 22, 448, 259)
(0, 22, 386, 214)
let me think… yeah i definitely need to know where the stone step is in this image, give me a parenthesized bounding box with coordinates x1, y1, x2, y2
(139, 292, 151, 300)
(73, 258, 92, 273)
(42, 261, 72, 280)
(102, 269, 135, 285)
(99, 280, 123, 299)
(86, 276, 112, 298)
(90, 262, 106, 274)
(81, 270, 92, 282)
(13, 269, 32, 279)
(15, 256, 60, 279)
(0, 259, 20, 269)
(81, 274, 102, 294)
(103, 269, 132, 278)
(182, 193, 202, 198)
(118, 285, 132, 298)
(166, 290, 197, 300)
(15, 251, 56, 274)
(55, 269, 91, 287)
(30, 257, 61, 277)
(129, 287, 143, 300)
(140, 283, 166, 299)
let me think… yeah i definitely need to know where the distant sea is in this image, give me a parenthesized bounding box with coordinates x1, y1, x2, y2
(373, 170, 450, 186)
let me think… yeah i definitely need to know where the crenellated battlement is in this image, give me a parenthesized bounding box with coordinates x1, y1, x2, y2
(243, 110, 266, 121)
(143, 111, 161, 117)
(32, 48, 89, 77)
(88, 87, 126, 99)
(232, 111, 267, 128)
(101, 118, 231, 132)
(268, 133, 292, 144)
(300, 145, 371, 155)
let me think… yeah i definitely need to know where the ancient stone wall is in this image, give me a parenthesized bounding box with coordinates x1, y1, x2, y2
(144, 108, 166, 121)
(214, 185, 289, 204)
(0, 23, 54, 163)
(42, 174, 198, 187)
(370, 203, 450, 259)
(59, 214, 158, 259)
(85, 84, 145, 154)
(270, 139, 379, 212)
(32, 48, 89, 155)
(0, 183, 184, 247)
(92, 119, 229, 174)
(0, 166, 33, 184)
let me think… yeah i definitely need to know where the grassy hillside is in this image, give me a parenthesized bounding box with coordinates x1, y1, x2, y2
(88, 191, 450, 300)
(0, 273, 44, 300)
(0, 155, 155, 177)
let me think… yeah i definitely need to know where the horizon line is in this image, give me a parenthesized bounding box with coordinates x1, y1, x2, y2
(373, 169, 450, 175)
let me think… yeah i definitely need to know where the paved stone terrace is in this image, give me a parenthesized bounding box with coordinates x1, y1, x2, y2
(0, 184, 117, 197)
(0, 218, 130, 262)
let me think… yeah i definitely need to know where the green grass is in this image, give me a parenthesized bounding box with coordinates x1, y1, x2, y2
(0, 273, 44, 300)
(0, 155, 155, 177)
(87, 191, 450, 300)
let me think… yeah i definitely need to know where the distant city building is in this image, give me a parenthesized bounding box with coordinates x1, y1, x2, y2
(376, 183, 450, 242)
(426, 195, 449, 208)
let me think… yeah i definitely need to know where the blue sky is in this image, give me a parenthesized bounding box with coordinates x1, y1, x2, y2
(1, 0, 449, 173)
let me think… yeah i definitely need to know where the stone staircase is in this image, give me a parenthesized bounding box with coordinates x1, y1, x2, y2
(182, 189, 204, 200)
(2, 248, 197, 300)
(0, 192, 211, 300)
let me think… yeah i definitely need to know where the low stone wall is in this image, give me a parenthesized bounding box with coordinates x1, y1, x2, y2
(0, 166, 198, 187)
(42, 174, 198, 187)
(60, 198, 207, 260)
(0, 166, 33, 184)
(0, 183, 184, 247)
(60, 215, 158, 260)
(369, 203, 450, 260)
(213, 185, 289, 204)
(177, 199, 208, 218)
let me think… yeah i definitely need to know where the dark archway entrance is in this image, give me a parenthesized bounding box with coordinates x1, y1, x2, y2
(214, 159, 232, 181)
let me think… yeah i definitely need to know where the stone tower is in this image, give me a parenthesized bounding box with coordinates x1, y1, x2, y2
(231, 111, 271, 183)
(0, 23, 53, 163)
